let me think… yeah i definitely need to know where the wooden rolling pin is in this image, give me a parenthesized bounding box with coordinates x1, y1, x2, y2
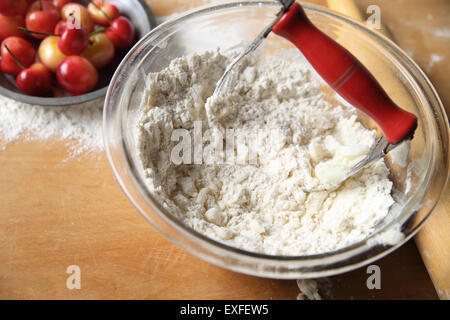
(327, 0, 391, 37)
(327, 0, 449, 300)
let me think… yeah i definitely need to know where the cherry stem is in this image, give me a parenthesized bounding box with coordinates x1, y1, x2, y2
(18, 27, 59, 37)
(89, 27, 106, 37)
(86, 0, 112, 24)
(3, 45, 25, 70)
(88, 27, 105, 45)
(39, 0, 43, 10)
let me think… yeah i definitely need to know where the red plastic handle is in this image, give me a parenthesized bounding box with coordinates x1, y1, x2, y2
(272, 3, 417, 144)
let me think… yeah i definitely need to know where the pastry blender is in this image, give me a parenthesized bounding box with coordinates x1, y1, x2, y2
(212, 0, 417, 189)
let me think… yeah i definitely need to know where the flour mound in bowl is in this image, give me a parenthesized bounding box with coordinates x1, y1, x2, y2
(136, 51, 395, 256)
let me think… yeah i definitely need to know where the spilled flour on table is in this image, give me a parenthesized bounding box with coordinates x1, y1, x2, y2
(426, 54, 445, 73)
(297, 280, 321, 300)
(0, 95, 104, 159)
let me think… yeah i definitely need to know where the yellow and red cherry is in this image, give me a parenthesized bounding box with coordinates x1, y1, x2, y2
(61, 2, 94, 33)
(87, 0, 119, 26)
(81, 32, 114, 68)
(37, 35, 66, 72)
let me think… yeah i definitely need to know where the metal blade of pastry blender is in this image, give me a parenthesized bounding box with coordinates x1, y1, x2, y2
(211, 0, 295, 99)
(307, 136, 403, 192)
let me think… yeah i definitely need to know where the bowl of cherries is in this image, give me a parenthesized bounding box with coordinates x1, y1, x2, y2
(0, 0, 156, 106)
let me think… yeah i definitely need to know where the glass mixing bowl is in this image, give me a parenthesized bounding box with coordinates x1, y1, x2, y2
(103, 1, 449, 278)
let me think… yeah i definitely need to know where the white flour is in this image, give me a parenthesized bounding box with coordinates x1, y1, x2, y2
(0, 95, 104, 157)
(136, 51, 395, 256)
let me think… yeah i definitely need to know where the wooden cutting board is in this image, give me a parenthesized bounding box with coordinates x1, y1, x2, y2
(0, 0, 447, 299)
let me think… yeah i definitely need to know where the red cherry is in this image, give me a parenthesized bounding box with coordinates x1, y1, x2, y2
(57, 27, 89, 55)
(54, 19, 68, 35)
(16, 62, 52, 96)
(105, 16, 135, 50)
(0, 14, 25, 43)
(52, 0, 70, 10)
(0, 0, 29, 16)
(56, 56, 98, 95)
(25, 1, 60, 39)
(27, 0, 58, 14)
(1, 37, 36, 75)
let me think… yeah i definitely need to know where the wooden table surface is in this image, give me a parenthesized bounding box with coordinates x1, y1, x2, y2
(0, 0, 448, 299)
